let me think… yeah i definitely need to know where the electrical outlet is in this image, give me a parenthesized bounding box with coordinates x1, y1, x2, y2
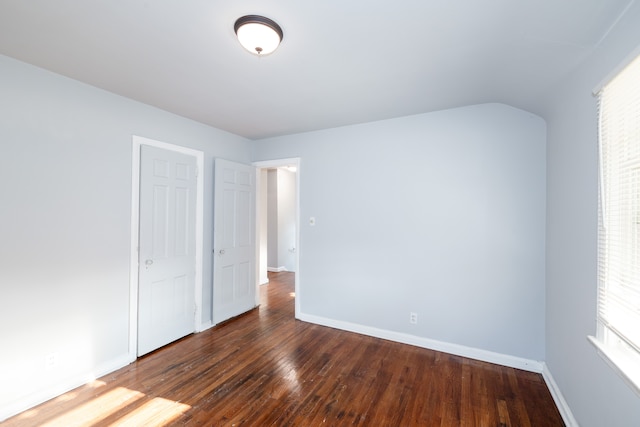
(409, 312, 418, 324)
(45, 352, 58, 369)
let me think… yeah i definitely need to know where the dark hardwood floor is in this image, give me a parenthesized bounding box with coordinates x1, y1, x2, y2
(4, 272, 564, 426)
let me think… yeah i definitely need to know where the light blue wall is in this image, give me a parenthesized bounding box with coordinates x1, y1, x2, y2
(267, 169, 279, 268)
(252, 103, 547, 361)
(543, 2, 640, 426)
(276, 168, 297, 272)
(0, 54, 250, 418)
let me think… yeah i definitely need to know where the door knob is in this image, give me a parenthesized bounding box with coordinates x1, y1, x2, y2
(218, 249, 226, 256)
(145, 259, 153, 267)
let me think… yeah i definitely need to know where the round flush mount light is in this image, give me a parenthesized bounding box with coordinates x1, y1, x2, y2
(234, 15, 283, 55)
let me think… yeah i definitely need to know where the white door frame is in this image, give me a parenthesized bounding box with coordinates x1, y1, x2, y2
(253, 158, 301, 319)
(129, 135, 204, 362)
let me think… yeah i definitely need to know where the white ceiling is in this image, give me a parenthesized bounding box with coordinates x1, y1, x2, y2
(0, 1, 634, 139)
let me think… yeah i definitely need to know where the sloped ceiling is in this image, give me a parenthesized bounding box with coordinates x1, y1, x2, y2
(0, 0, 634, 139)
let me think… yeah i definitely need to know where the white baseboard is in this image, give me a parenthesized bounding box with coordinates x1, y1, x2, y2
(0, 354, 131, 422)
(542, 363, 579, 427)
(197, 320, 214, 332)
(297, 312, 544, 373)
(267, 266, 287, 272)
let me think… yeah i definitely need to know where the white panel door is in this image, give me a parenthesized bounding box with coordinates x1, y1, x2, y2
(213, 159, 256, 324)
(138, 145, 196, 356)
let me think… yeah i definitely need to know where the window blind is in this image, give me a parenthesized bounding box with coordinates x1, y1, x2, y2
(596, 52, 640, 390)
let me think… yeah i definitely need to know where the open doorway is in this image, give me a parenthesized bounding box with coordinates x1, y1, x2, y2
(254, 158, 300, 318)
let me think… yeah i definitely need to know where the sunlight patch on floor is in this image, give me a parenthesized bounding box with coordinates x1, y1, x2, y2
(11, 380, 191, 427)
(114, 397, 191, 426)
(37, 387, 145, 427)
(17, 380, 108, 420)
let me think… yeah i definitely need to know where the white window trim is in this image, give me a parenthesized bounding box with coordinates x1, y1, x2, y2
(588, 335, 640, 397)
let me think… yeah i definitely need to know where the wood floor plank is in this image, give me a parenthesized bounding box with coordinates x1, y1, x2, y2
(3, 272, 564, 426)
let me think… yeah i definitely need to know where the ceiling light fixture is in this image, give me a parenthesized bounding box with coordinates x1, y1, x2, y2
(234, 15, 283, 56)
